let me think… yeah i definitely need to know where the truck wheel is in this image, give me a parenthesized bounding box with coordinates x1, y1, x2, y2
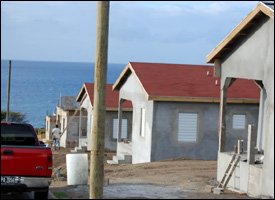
(34, 190, 49, 199)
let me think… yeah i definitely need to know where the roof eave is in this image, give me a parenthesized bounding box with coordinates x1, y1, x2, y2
(76, 84, 86, 102)
(112, 62, 150, 100)
(149, 96, 259, 104)
(106, 107, 133, 112)
(206, 2, 274, 64)
(112, 63, 132, 91)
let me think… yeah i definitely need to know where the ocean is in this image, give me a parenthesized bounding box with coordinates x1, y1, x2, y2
(1, 60, 126, 128)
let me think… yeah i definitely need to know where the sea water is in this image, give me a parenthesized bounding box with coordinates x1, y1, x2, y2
(1, 60, 125, 127)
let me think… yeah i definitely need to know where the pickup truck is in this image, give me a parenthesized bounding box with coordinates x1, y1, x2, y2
(1, 122, 52, 199)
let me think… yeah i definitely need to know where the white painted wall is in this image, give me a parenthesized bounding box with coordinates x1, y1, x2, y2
(119, 73, 153, 164)
(220, 18, 274, 198)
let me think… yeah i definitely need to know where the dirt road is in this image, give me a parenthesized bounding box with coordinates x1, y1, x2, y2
(50, 148, 252, 199)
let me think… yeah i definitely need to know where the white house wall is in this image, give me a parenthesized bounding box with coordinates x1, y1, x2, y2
(119, 73, 153, 164)
(220, 18, 274, 198)
(221, 19, 274, 85)
(59, 111, 80, 148)
(45, 116, 56, 140)
(59, 110, 67, 147)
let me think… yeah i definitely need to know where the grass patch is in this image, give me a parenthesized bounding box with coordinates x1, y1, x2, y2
(53, 191, 69, 199)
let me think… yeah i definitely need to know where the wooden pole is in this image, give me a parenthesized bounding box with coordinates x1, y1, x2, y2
(90, 1, 109, 199)
(6, 60, 11, 121)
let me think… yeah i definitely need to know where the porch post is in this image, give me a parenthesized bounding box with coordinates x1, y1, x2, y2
(219, 87, 227, 152)
(117, 98, 124, 142)
(256, 87, 265, 152)
(219, 78, 235, 152)
(79, 108, 82, 147)
(247, 124, 257, 164)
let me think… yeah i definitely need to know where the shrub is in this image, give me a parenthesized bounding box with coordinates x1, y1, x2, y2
(1, 110, 28, 123)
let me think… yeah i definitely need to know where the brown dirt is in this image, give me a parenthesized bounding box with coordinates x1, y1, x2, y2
(49, 148, 253, 199)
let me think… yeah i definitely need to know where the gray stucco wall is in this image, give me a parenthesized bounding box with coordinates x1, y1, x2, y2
(220, 18, 274, 198)
(67, 116, 80, 140)
(151, 102, 259, 161)
(224, 104, 259, 152)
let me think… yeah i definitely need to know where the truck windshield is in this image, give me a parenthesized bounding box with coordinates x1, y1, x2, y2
(1, 124, 37, 146)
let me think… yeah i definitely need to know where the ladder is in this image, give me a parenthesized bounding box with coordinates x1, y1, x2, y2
(217, 154, 241, 190)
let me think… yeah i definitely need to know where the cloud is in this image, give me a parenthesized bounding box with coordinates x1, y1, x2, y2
(1, 1, 259, 63)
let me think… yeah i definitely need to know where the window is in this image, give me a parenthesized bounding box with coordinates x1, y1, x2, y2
(178, 113, 198, 142)
(113, 119, 127, 139)
(233, 114, 246, 129)
(140, 108, 146, 137)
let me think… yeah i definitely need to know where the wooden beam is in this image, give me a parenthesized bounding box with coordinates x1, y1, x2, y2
(6, 60, 11, 121)
(148, 95, 259, 104)
(90, 2, 109, 199)
(214, 59, 221, 77)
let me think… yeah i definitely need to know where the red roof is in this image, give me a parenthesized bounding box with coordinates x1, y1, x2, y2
(113, 62, 260, 102)
(78, 83, 132, 110)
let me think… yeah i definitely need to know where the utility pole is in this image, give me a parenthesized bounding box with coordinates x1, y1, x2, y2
(6, 60, 11, 121)
(90, 1, 109, 199)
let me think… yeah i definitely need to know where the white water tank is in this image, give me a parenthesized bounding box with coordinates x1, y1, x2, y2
(66, 153, 88, 185)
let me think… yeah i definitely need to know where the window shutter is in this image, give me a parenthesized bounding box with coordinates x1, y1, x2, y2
(178, 113, 198, 142)
(113, 119, 127, 139)
(233, 114, 246, 129)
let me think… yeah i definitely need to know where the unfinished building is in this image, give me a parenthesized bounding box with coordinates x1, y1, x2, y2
(207, 2, 274, 198)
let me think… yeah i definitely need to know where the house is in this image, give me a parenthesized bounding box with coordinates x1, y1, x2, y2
(111, 62, 260, 164)
(56, 96, 81, 148)
(45, 96, 80, 148)
(76, 83, 132, 151)
(206, 2, 273, 198)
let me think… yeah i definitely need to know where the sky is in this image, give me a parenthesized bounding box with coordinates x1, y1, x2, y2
(1, 1, 259, 65)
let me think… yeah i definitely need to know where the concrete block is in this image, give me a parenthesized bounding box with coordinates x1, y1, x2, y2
(107, 160, 118, 165)
(104, 178, 109, 186)
(120, 154, 132, 163)
(113, 155, 123, 163)
(213, 187, 224, 195)
(204, 185, 214, 193)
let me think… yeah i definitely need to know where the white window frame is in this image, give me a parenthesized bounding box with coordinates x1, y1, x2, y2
(90, 114, 93, 134)
(140, 108, 146, 138)
(232, 114, 246, 130)
(178, 112, 198, 142)
(113, 118, 127, 139)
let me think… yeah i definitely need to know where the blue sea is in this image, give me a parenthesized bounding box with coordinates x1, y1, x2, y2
(1, 60, 126, 128)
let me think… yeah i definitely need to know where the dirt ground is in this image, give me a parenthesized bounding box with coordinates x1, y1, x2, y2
(49, 148, 253, 199)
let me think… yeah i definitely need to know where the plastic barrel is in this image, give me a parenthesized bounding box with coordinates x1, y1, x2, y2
(66, 153, 88, 185)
